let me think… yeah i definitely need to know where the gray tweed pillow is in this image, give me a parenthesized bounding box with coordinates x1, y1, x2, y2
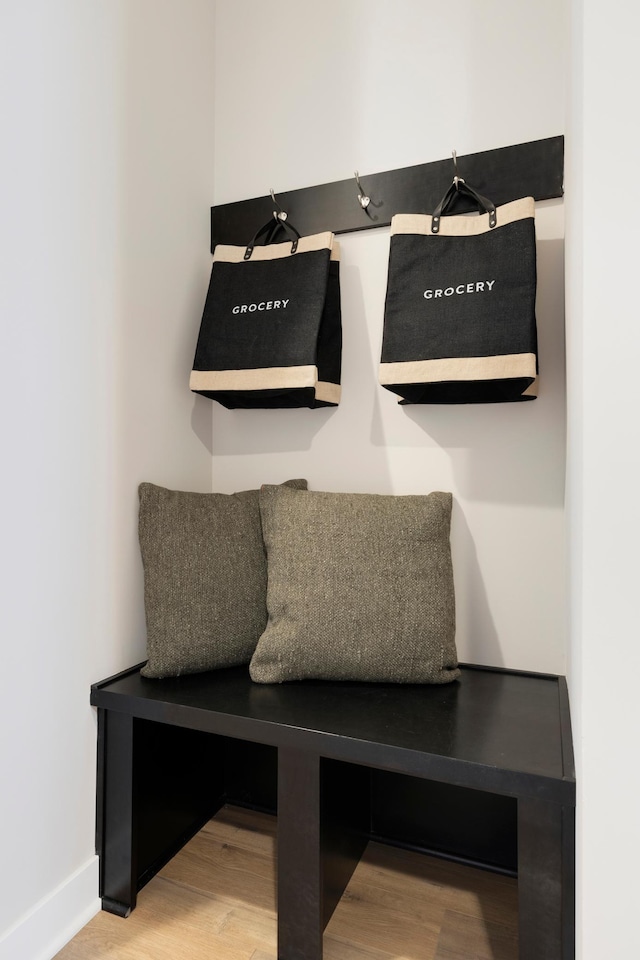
(139, 479, 307, 679)
(250, 486, 459, 685)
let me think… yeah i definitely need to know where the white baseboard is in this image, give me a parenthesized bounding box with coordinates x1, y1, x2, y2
(0, 857, 100, 960)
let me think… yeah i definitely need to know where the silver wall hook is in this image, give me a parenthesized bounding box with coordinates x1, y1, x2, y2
(354, 171, 370, 209)
(270, 187, 288, 221)
(451, 151, 465, 190)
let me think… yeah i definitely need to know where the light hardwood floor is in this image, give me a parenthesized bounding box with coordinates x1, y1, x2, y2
(54, 805, 518, 960)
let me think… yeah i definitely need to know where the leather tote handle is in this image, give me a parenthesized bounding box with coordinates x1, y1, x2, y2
(244, 216, 301, 260)
(431, 180, 497, 234)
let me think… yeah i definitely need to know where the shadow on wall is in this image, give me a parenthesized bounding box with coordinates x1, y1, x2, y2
(191, 395, 215, 456)
(451, 503, 503, 667)
(373, 238, 566, 509)
(206, 405, 338, 456)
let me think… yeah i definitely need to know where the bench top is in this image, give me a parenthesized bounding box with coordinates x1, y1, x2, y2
(91, 662, 575, 805)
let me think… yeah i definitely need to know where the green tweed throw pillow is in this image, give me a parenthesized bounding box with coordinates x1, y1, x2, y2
(139, 479, 307, 679)
(250, 486, 459, 685)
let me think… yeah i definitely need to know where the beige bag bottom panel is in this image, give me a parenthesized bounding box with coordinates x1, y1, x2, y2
(190, 366, 340, 404)
(379, 353, 537, 385)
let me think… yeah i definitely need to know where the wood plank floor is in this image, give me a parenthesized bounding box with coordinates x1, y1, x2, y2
(54, 805, 518, 960)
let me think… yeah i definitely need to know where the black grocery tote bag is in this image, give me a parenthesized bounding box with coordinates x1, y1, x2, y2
(380, 179, 538, 404)
(190, 217, 341, 409)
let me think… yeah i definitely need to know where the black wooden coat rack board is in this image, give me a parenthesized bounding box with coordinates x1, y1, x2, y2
(210, 136, 564, 249)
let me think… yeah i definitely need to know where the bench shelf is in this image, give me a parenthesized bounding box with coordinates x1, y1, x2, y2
(91, 662, 575, 960)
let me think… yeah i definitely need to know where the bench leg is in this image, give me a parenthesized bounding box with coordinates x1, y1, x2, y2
(320, 759, 370, 929)
(518, 797, 575, 960)
(98, 709, 137, 916)
(278, 748, 323, 960)
(97, 710, 228, 918)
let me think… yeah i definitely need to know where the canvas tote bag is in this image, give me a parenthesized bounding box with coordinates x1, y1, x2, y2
(379, 179, 538, 403)
(190, 217, 341, 409)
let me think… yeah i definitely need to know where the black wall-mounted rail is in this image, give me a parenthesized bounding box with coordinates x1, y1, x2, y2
(210, 135, 564, 250)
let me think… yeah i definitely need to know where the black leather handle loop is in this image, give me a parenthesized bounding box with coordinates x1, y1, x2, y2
(264, 217, 302, 246)
(244, 216, 301, 259)
(431, 180, 497, 233)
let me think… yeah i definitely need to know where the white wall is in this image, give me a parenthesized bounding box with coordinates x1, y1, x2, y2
(0, 2, 215, 957)
(566, 1, 640, 957)
(212, 0, 567, 675)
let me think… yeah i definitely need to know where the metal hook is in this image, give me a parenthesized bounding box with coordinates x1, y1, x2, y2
(354, 171, 370, 210)
(270, 187, 288, 221)
(451, 151, 465, 191)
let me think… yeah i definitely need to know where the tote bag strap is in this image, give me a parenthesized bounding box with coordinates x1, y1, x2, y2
(431, 180, 497, 233)
(244, 216, 301, 259)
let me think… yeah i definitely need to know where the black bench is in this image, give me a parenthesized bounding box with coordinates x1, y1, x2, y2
(91, 662, 575, 960)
